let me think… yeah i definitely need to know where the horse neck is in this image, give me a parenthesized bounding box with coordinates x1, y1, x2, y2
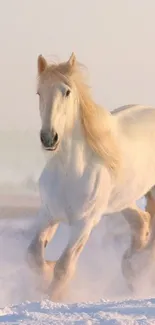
(56, 117, 95, 176)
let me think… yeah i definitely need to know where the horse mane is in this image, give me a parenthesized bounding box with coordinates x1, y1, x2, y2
(40, 59, 121, 176)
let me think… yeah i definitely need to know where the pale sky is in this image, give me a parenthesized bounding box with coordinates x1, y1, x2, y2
(0, 0, 155, 130)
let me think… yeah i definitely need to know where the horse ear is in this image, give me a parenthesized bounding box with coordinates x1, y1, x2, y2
(38, 55, 47, 74)
(68, 52, 76, 68)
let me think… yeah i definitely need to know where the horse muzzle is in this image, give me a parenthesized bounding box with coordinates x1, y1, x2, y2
(40, 129, 59, 151)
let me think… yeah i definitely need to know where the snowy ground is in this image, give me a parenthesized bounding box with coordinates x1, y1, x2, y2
(2, 298, 155, 324)
(1, 195, 155, 324)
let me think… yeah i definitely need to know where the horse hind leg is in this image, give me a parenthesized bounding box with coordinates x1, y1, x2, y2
(145, 187, 155, 222)
(121, 203, 151, 290)
(144, 187, 155, 248)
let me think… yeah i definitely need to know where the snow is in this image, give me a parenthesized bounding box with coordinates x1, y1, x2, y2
(1, 298, 155, 324)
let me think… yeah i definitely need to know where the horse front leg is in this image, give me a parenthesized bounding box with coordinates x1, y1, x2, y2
(27, 207, 59, 286)
(27, 222, 58, 272)
(48, 218, 96, 302)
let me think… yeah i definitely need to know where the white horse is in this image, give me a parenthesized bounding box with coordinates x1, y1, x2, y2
(27, 52, 155, 301)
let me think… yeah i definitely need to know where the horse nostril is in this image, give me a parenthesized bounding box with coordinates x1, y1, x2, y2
(40, 130, 50, 147)
(53, 132, 58, 144)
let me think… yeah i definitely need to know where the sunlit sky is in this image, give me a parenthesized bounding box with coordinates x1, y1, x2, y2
(0, 0, 155, 129)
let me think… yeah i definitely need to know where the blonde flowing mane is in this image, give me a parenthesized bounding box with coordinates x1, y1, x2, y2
(38, 53, 121, 176)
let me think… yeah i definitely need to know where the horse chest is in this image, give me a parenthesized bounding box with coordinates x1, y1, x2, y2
(39, 164, 109, 223)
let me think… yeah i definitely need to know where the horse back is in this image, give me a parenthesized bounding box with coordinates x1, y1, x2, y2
(112, 104, 155, 139)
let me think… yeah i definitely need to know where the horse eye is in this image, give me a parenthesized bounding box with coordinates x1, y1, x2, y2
(65, 89, 71, 97)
